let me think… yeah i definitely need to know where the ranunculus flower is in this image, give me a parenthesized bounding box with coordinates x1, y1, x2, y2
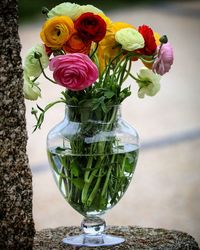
(114, 22, 135, 31)
(48, 2, 81, 20)
(140, 31, 161, 69)
(40, 16, 74, 49)
(138, 25, 157, 55)
(23, 72, 41, 100)
(49, 53, 98, 91)
(115, 28, 145, 51)
(136, 67, 161, 98)
(98, 22, 134, 73)
(100, 21, 134, 47)
(78, 4, 103, 18)
(153, 42, 174, 75)
(63, 31, 91, 54)
(75, 13, 106, 43)
(24, 44, 49, 78)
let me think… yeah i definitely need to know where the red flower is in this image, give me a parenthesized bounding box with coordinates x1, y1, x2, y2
(138, 25, 157, 55)
(75, 12, 106, 43)
(44, 44, 52, 56)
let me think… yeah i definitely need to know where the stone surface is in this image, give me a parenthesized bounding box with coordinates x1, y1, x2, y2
(34, 226, 199, 250)
(0, 0, 35, 249)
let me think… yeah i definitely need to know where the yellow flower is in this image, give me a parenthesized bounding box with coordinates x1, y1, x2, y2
(98, 14, 114, 46)
(40, 16, 74, 49)
(98, 13, 112, 26)
(154, 32, 161, 46)
(113, 22, 135, 31)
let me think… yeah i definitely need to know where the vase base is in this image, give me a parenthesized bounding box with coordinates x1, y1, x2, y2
(63, 234, 125, 247)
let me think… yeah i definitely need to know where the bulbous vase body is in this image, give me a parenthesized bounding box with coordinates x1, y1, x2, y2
(47, 105, 139, 247)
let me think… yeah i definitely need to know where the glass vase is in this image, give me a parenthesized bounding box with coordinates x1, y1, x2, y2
(47, 105, 139, 247)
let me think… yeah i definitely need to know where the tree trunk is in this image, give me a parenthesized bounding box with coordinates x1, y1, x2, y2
(0, 0, 35, 249)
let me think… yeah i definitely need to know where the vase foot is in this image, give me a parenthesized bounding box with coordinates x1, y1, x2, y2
(63, 234, 125, 247)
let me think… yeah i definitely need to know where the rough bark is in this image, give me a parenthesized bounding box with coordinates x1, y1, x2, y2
(0, 0, 35, 249)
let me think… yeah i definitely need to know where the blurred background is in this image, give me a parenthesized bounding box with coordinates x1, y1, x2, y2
(19, 0, 200, 245)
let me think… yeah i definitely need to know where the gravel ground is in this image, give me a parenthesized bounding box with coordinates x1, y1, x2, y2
(19, 0, 200, 245)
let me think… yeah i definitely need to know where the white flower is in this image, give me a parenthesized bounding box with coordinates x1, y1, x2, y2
(24, 44, 49, 78)
(115, 28, 144, 51)
(136, 68, 161, 98)
(48, 2, 82, 20)
(77, 4, 104, 18)
(23, 71, 41, 100)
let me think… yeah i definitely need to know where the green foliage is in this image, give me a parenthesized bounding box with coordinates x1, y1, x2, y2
(31, 48, 137, 131)
(48, 145, 139, 214)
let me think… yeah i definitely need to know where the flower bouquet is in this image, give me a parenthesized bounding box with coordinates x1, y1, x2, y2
(24, 1, 173, 247)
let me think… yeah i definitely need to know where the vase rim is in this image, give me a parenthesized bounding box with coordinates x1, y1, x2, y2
(65, 104, 121, 109)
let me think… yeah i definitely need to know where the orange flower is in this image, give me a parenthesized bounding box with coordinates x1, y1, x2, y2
(63, 30, 92, 54)
(40, 16, 74, 49)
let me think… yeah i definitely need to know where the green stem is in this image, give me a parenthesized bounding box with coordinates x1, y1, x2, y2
(61, 156, 70, 198)
(101, 154, 115, 197)
(38, 57, 56, 84)
(87, 168, 103, 206)
(90, 43, 99, 59)
(103, 50, 124, 81)
(33, 100, 65, 132)
(125, 70, 139, 82)
(84, 156, 93, 183)
(120, 155, 127, 177)
(140, 57, 155, 64)
(118, 57, 129, 86)
(121, 58, 132, 85)
(81, 167, 99, 204)
(111, 55, 126, 83)
(58, 165, 64, 191)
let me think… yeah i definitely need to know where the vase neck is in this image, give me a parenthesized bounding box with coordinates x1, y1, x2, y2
(64, 105, 121, 124)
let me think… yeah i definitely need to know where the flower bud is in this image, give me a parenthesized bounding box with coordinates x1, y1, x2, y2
(34, 51, 42, 59)
(24, 44, 49, 78)
(42, 7, 49, 15)
(159, 35, 168, 44)
(31, 108, 38, 115)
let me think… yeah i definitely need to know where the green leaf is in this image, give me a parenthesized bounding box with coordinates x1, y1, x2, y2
(55, 147, 66, 153)
(71, 178, 84, 190)
(101, 101, 107, 113)
(124, 158, 133, 173)
(37, 113, 44, 128)
(71, 160, 79, 177)
(104, 90, 115, 99)
(36, 104, 44, 112)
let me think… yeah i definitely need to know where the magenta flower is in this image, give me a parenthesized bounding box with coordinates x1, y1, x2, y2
(153, 43, 174, 76)
(49, 53, 98, 91)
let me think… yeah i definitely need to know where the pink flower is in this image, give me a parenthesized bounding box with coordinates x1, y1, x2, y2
(153, 43, 174, 76)
(49, 53, 98, 91)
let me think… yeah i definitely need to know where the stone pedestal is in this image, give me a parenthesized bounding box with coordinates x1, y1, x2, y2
(34, 226, 199, 250)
